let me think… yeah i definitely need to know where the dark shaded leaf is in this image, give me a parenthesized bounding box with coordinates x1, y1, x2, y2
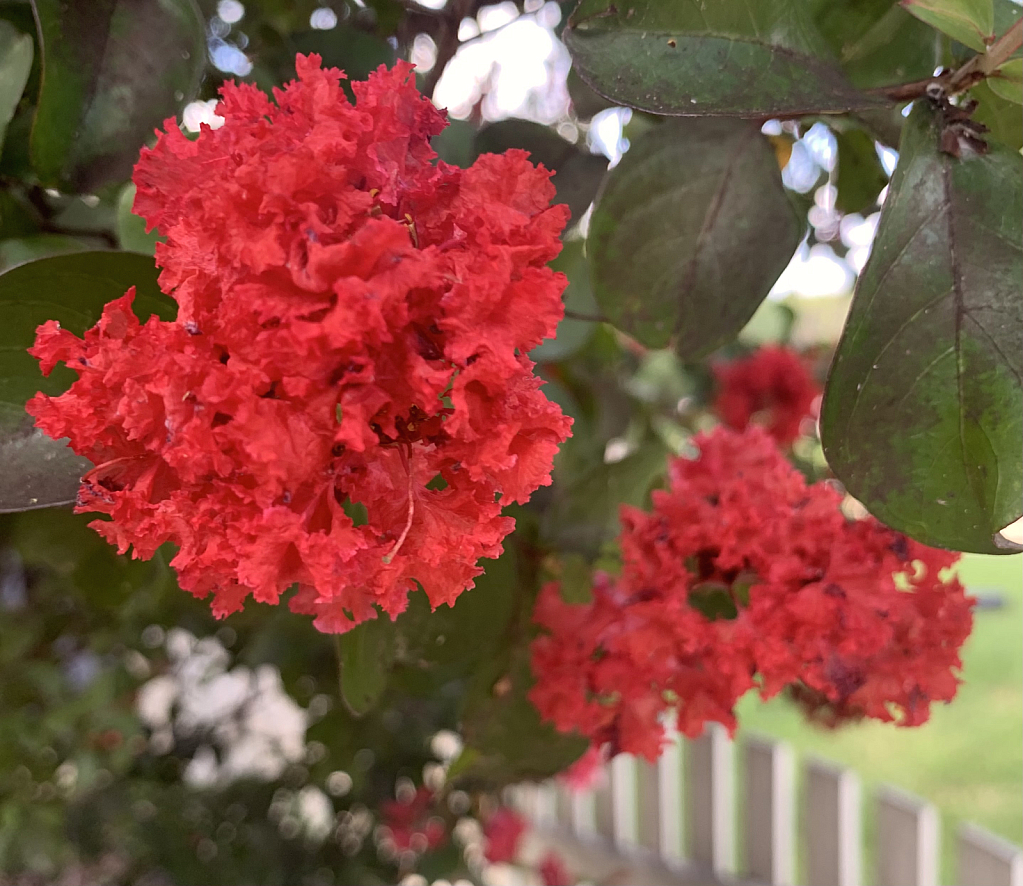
(0, 20, 33, 153)
(475, 119, 607, 225)
(0, 251, 174, 512)
(338, 615, 395, 716)
(564, 0, 885, 117)
(834, 127, 889, 214)
(821, 104, 1022, 554)
(542, 439, 669, 558)
(587, 119, 800, 358)
(0, 404, 90, 513)
(290, 25, 396, 81)
(530, 238, 598, 363)
(817, 0, 939, 89)
(29, 0, 205, 192)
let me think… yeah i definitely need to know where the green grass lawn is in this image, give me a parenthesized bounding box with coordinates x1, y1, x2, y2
(735, 553, 1022, 885)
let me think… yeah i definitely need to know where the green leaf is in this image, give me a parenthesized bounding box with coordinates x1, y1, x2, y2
(475, 120, 608, 225)
(821, 104, 1022, 554)
(818, 0, 939, 89)
(0, 251, 175, 512)
(563, 0, 885, 117)
(0, 234, 93, 272)
(530, 238, 598, 363)
(0, 20, 33, 155)
(834, 127, 890, 214)
(0, 405, 91, 513)
(543, 438, 669, 558)
(587, 119, 801, 358)
(337, 614, 395, 716)
(453, 649, 588, 788)
(28, 0, 205, 192)
(557, 553, 593, 604)
(901, 0, 995, 51)
(290, 25, 396, 81)
(972, 79, 1023, 150)
(115, 184, 160, 255)
(987, 58, 1023, 104)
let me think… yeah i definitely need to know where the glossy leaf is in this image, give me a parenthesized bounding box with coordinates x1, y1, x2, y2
(588, 119, 801, 358)
(563, 0, 885, 117)
(821, 104, 1023, 554)
(901, 0, 995, 51)
(0, 251, 174, 512)
(475, 120, 608, 225)
(834, 127, 889, 214)
(29, 0, 204, 192)
(0, 21, 33, 154)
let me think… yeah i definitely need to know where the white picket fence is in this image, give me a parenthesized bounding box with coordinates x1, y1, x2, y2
(508, 726, 1023, 886)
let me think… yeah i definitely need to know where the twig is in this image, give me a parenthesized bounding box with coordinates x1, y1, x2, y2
(871, 18, 1023, 102)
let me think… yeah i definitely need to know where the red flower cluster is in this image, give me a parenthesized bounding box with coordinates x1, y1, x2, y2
(28, 56, 571, 632)
(529, 427, 973, 761)
(379, 787, 446, 853)
(713, 345, 820, 445)
(483, 807, 527, 863)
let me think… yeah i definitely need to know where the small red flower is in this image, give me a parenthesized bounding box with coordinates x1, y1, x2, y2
(713, 345, 820, 445)
(28, 56, 571, 633)
(483, 807, 527, 863)
(380, 787, 446, 852)
(539, 851, 574, 886)
(529, 427, 972, 760)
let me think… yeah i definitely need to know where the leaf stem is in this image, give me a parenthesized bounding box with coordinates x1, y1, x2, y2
(871, 18, 1023, 102)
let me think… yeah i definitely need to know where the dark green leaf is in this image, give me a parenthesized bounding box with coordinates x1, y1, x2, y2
(564, 0, 885, 117)
(29, 0, 205, 192)
(475, 120, 607, 225)
(453, 649, 588, 788)
(834, 127, 889, 214)
(543, 438, 669, 558)
(0, 251, 174, 512)
(587, 119, 801, 358)
(337, 614, 395, 716)
(290, 25, 396, 82)
(821, 104, 1022, 554)
(817, 0, 940, 89)
(0, 20, 33, 154)
(0, 404, 90, 513)
(530, 238, 598, 363)
(0, 234, 94, 273)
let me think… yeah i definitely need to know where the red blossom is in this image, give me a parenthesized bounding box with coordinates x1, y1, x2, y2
(539, 851, 574, 886)
(380, 787, 446, 852)
(713, 345, 820, 445)
(28, 56, 571, 633)
(482, 807, 527, 863)
(529, 426, 973, 760)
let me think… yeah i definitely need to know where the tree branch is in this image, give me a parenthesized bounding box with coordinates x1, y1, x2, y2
(870, 18, 1023, 103)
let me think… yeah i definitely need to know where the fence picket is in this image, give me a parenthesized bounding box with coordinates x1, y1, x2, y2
(743, 736, 795, 885)
(636, 731, 685, 862)
(687, 723, 734, 874)
(958, 822, 1023, 886)
(594, 764, 614, 843)
(805, 759, 861, 886)
(875, 787, 938, 886)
